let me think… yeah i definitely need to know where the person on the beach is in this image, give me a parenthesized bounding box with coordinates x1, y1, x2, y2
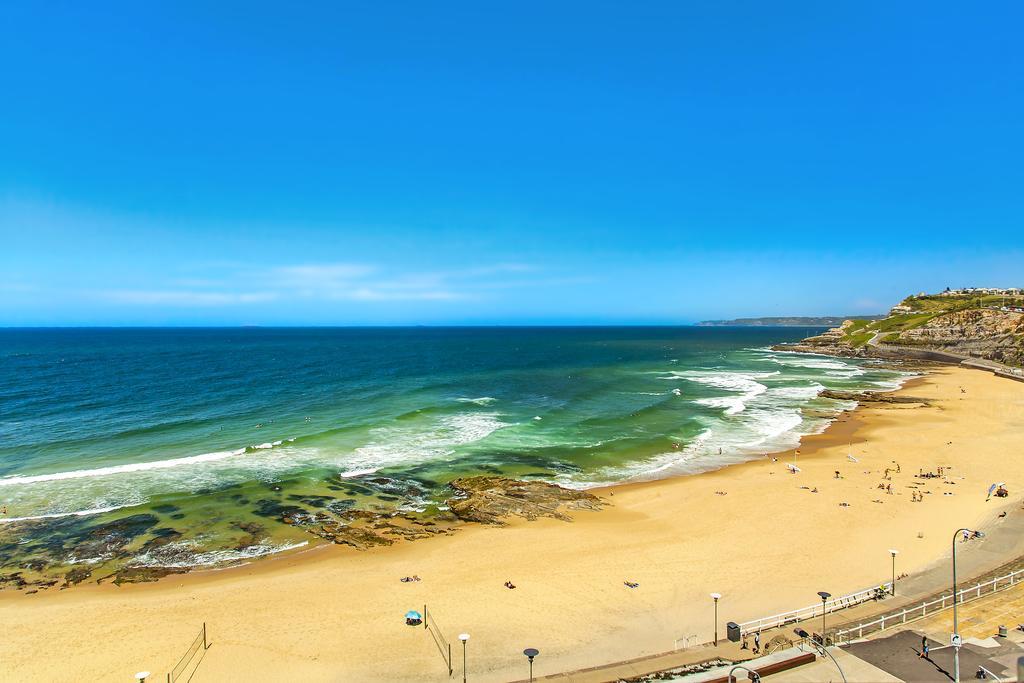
(834, 470, 840, 479)
(962, 529, 970, 542)
(753, 632, 760, 654)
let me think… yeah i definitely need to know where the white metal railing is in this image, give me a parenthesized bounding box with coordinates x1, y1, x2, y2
(834, 567, 1024, 644)
(738, 582, 891, 635)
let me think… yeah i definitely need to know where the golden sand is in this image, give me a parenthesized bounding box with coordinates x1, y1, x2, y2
(2, 366, 1023, 682)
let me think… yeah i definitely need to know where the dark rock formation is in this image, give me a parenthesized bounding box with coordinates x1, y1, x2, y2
(820, 389, 929, 406)
(62, 567, 92, 588)
(444, 477, 605, 525)
(111, 566, 190, 585)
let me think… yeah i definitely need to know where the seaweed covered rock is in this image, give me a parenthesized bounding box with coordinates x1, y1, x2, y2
(445, 476, 605, 525)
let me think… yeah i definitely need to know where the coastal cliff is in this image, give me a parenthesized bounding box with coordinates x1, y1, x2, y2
(777, 289, 1024, 368)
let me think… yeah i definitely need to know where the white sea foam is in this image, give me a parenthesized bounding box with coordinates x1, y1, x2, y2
(695, 395, 748, 415)
(0, 449, 243, 487)
(456, 397, 498, 406)
(0, 504, 131, 524)
(343, 412, 509, 474)
(0, 437, 298, 488)
(742, 407, 804, 444)
(131, 540, 309, 568)
(769, 383, 825, 400)
(560, 428, 716, 489)
(338, 467, 378, 478)
(668, 370, 773, 415)
(769, 355, 854, 371)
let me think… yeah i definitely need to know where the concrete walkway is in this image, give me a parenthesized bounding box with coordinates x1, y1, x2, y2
(526, 507, 1024, 682)
(763, 647, 900, 682)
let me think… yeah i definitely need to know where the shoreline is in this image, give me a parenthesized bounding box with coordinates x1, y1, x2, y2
(4, 365, 1024, 681)
(0, 353, 915, 590)
(69, 370, 924, 587)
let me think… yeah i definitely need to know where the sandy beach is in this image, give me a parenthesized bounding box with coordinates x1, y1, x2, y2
(3, 365, 1024, 682)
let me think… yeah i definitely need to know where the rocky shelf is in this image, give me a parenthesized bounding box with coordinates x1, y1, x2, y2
(445, 476, 606, 525)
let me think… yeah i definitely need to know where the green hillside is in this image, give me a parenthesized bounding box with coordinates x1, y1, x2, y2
(823, 290, 1024, 368)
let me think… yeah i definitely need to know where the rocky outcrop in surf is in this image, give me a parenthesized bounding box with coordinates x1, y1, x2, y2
(818, 389, 929, 406)
(445, 476, 606, 525)
(270, 477, 605, 549)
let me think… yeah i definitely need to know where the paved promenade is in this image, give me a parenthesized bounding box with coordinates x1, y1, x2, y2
(525, 506, 1024, 682)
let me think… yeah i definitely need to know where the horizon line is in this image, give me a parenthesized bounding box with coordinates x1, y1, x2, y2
(0, 322, 835, 330)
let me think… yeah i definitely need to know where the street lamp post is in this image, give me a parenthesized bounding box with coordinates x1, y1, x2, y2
(953, 528, 985, 683)
(817, 591, 831, 644)
(889, 549, 899, 596)
(459, 633, 469, 683)
(710, 593, 722, 646)
(523, 648, 539, 683)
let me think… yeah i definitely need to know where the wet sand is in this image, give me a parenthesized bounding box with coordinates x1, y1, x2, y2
(3, 366, 1024, 682)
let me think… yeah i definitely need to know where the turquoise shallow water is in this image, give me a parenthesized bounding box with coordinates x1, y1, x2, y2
(0, 327, 909, 577)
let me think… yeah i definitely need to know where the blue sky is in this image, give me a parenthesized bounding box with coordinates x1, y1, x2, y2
(1, 2, 1022, 325)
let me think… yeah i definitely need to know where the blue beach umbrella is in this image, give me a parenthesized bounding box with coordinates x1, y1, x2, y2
(405, 610, 422, 620)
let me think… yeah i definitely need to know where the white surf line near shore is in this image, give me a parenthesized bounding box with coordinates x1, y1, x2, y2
(0, 450, 242, 486)
(339, 467, 379, 478)
(0, 439, 297, 487)
(130, 540, 311, 568)
(0, 504, 130, 524)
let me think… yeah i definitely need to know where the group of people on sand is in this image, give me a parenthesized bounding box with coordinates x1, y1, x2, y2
(504, 580, 517, 590)
(399, 575, 421, 583)
(917, 466, 946, 479)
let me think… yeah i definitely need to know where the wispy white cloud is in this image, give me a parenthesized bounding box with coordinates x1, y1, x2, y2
(100, 290, 279, 306)
(93, 261, 545, 306)
(345, 287, 463, 302)
(0, 282, 38, 293)
(272, 264, 378, 287)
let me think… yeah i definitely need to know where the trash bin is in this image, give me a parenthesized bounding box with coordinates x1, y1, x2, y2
(999, 625, 1008, 637)
(727, 622, 741, 642)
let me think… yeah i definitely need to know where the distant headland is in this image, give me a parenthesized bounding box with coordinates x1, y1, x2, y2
(697, 315, 885, 327)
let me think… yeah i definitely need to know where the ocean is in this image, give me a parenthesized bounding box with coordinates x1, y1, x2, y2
(0, 327, 910, 581)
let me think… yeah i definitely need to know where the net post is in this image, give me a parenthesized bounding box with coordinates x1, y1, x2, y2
(167, 674, 172, 683)
(203, 622, 208, 650)
(424, 604, 428, 630)
(448, 642, 452, 676)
